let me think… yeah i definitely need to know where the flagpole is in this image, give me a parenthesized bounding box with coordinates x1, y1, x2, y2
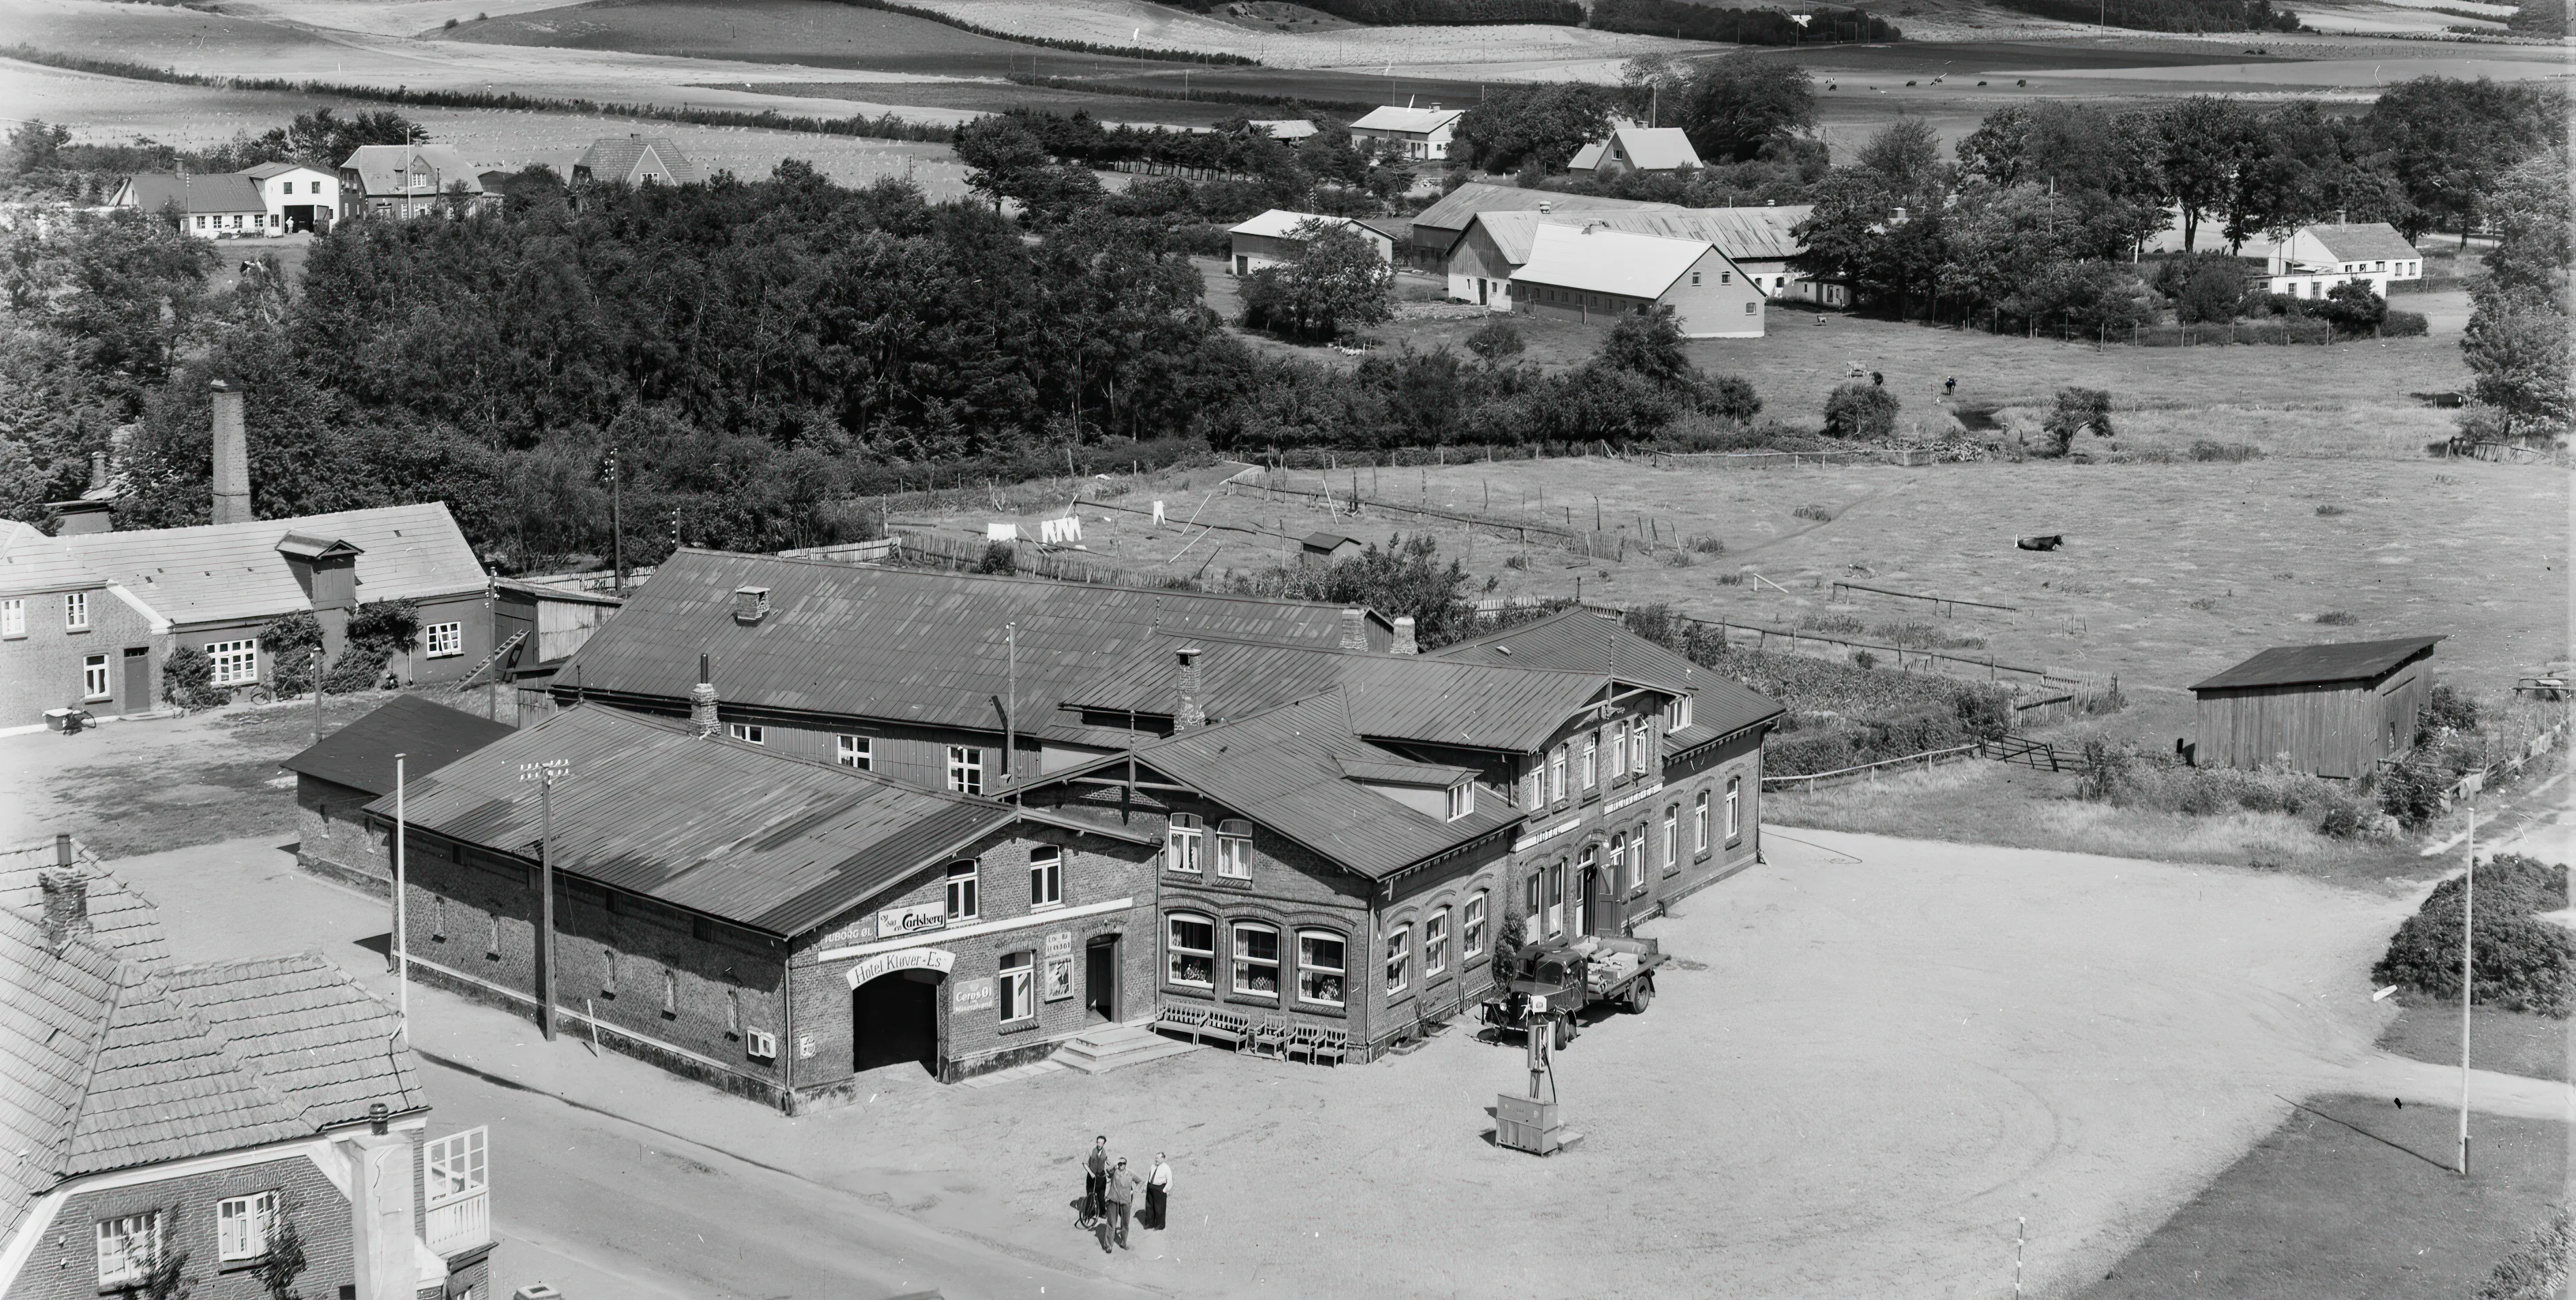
(394, 752, 410, 1044)
(2457, 799, 2474, 1176)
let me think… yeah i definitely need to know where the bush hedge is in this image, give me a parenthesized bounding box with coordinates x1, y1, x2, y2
(261, 611, 326, 697)
(160, 645, 229, 709)
(2078, 741, 2383, 835)
(1590, 0, 1901, 44)
(2372, 853, 2573, 1016)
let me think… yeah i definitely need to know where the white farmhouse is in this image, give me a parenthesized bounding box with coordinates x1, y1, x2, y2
(1347, 106, 1466, 161)
(1227, 210, 1400, 276)
(2263, 222, 2423, 299)
(1511, 223, 1765, 338)
(240, 161, 341, 232)
(105, 174, 271, 238)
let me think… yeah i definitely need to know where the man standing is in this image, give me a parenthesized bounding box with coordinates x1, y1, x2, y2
(1145, 1153, 1172, 1231)
(1105, 1157, 1140, 1250)
(1082, 1135, 1108, 1228)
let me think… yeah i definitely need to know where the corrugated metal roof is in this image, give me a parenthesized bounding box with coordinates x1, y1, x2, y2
(280, 695, 516, 797)
(1429, 608, 1786, 741)
(1407, 182, 1680, 240)
(0, 503, 486, 622)
(339, 144, 485, 197)
(1512, 223, 1714, 299)
(2190, 637, 2443, 692)
(371, 705, 1029, 936)
(2299, 223, 2419, 263)
(554, 550, 1393, 742)
(1349, 106, 1464, 134)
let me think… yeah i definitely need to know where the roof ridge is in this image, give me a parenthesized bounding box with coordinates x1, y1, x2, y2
(571, 704, 1011, 810)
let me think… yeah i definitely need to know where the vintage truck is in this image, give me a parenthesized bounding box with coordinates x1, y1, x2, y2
(1479, 933, 1667, 1049)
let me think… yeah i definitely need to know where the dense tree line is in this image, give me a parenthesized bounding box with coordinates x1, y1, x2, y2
(2459, 153, 2570, 440)
(1985, 0, 2299, 31)
(1299, 0, 1583, 22)
(1451, 53, 1823, 178)
(1591, 0, 1900, 46)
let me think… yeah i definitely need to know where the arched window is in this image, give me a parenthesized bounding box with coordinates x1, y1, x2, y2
(1726, 776, 1743, 840)
(1166, 913, 1214, 987)
(1662, 805, 1679, 871)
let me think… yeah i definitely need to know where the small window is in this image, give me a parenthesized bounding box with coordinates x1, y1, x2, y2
(1423, 908, 1448, 979)
(1029, 844, 1062, 906)
(1215, 819, 1252, 878)
(424, 621, 462, 656)
(1165, 812, 1204, 874)
(1, 599, 20, 637)
(1744, 301, 1757, 315)
(662, 968, 678, 1017)
(1582, 733, 1597, 790)
(1726, 775, 1743, 840)
(1663, 805, 1679, 871)
(1628, 823, 1647, 889)
(1694, 790, 1710, 853)
(1633, 721, 1652, 775)
(217, 1191, 275, 1263)
(1232, 922, 1280, 995)
(96, 1211, 161, 1288)
(1385, 925, 1411, 994)
(599, 949, 618, 998)
(1691, 270, 1701, 286)
(1608, 720, 1627, 778)
(63, 591, 87, 629)
(947, 746, 984, 794)
(208, 639, 259, 685)
(836, 735, 869, 770)
(999, 951, 1034, 1021)
(1549, 748, 1567, 802)
(1167, 913, 1215, 987)
(1666, 694, 1694, 731)
(726, 722, 765, 745)
(944, 859, 979, 921)
(1721, 271, 1731, 284)
(1464, 892, 1487, 959)
(1298, 930, 1346, 1005)
(1445, 782, 1475, 821)
(82, 654, 109, 701)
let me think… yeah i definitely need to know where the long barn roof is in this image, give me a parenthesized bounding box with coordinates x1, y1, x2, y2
(2190, 636, 2442, 692)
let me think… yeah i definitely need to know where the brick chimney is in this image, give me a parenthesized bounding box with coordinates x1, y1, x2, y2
(1392, 616, 1418, 655)
(1338, 608, 1368, 652)
(210, 381, 251, 525)
(733, 586, 770, 624)
(689, 652, 719, 738)
(41, 836, 89, 954)
(1174, 647, 1206, 731)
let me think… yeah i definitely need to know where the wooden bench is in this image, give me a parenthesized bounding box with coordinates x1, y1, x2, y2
(1155, 1004, 1206, 1041)
(1195, 1009, 1252, 1050)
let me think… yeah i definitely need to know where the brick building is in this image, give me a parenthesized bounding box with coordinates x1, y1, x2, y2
(0, 836, 492, 1300)
(367, 705, 1162, 1105)
(281, 695, 514, 893)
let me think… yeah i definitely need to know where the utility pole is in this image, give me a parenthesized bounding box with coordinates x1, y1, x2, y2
(2458, 800, 2475, 1175)
(607, 447, 625, 597)
(519, 759, 571, 1041)
(1005, 622, 1018, 800)
(393, 753, 409, 1042)
(311, 648, 325, 743)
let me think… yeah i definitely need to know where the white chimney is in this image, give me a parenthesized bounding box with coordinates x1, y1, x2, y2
(1392, 616, 1418, 655)
(1174, 647, 1206, 731)
(210, 381, 251, 525)
(1338, 609, 1368, 652)
(341, 1112, 418, 1300)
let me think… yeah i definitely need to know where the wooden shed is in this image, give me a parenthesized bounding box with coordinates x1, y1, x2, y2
(2188, 636, 2442, 778)
(1301, 531, 1366, 561)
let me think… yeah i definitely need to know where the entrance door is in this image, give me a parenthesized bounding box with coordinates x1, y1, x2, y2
(120, 648, 149, 716)
(1477, 278, 1489, 306)
(1084, 936, 1118, 1024)
(853, 971, 941, 1075)
(1572, 866, 1593, 937)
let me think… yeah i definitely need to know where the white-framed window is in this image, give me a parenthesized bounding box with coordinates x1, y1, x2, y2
(1029, 844, 1062, 906)
(1165, 812, 1204, 874)
(1721, 270, 1732, 284)
(82, 653, 109, 700)
(836, 735, 869, 769)
(1694, 790, 1710, 853)
(1633, 721, 1652, 774)
(1544, 863, 1565, 936)
(1445, 781, 1475, 821)
(208, 638, 259, 685)
(1609, 720, 1627, 777)
(424, 621, 462, 656)
(1663, 806, 1679, 870)
(1582, 733, 1597, 790)
(96, 1211, 161, 1288)
(1549, 748, 1567, 802)
(63, 591, 87, 630)
(1608, 832, 1626, 891)
(999, 950, 1034, 1021)
(1423, 908, 1448, 979)
(726, 722, 765, 745)
(1167, 913, 1214, 987)
(1726, 775, 1742, 840)
(1297, 930, 1345, 1006)
(217, 1191, 276, 1263)
(1385, 925, 1411, 994)
(947, 746, 983, 794)
(1231, 922, 1280, 996)
(944, 859, 978, 921)
(1, 598, 21, 637)
(1628, 825, 1647, 890)
(1215, 819, 1253, 878)
(1464, 891, 1487, 959)
(1744, 301, 1757, 315)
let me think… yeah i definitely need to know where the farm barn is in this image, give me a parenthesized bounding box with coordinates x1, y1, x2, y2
(2188, 636, 2441, 778)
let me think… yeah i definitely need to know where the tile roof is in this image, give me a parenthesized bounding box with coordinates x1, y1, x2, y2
(1407, 182, 1680, 240)
(574, 135, 703, 186)
(1512, 223, 1718, 299)
(1428, 608, 1786, 742)
(554, 550, 1394, 743)
(2297, 222, 2419, 264)
(0, 910, 118, 1240)
(0, 503, 485, 622)
(116, 173, 266, 216)
(0, 838, 170, 968)
(1349, 106, 1465, 134)
(370, 705, 1055, 936)
(2190, 636, 2443, 692)
(1569, 127, 1703, 172)
(281, 695, 517, 797)
(161, 954, 422, 1130)
(339, 144, 485, 198)
(1090, 693, 1522, 881)
(1472, 207, 1811, 266)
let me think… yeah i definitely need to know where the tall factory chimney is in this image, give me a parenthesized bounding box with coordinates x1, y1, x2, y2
(210, 381, 251, 524)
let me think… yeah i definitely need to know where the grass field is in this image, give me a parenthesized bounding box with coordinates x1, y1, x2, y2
(2378, 994, 2573, 1084)
(2077, 1094, 2568, 1299)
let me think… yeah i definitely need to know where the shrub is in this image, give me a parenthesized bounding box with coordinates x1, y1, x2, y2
(1706, 374, 1762, 423)
(345, 600, 420, 653)
(2378, 761, 2451, 829)
(1799, 612, 1865, 635)
(2477, 1205, 2573, 1300)
(261, 611, 326, 697)
(1791, 504, 1834, 522)
(2419, 682, 2481, 738)
(1852, 650, 1877, 669)
(1822, 382, 1899, 439)
(1688, 535, 1727, 554)
(2188, 439, 2262, 462)
(975, 541, 1018, 574)
(160, 645, 228, 708)
(2041, 386, 2113, 454)
(2314, 609, 2357, 625)
(2372, 853, 2574, 1015)
(1465, 319, 1524, 362)
(320, 648, 392, 694)
(1951, 686, 2013, 742)
(2314, 503, 2345, 516)
(2314, 281, 2389, 336)
(2382, 309, 2430, 337)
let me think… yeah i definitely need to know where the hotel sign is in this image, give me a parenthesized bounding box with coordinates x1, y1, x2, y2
(845, 947, 958, 989)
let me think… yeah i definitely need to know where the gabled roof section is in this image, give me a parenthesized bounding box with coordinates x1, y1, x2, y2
(1512, 223, 1719, 299)
(2297, 222, 2418, 263)
(1349, 106, 1465, 134)
(116, 173, 266, 215)
(1, 503, 484, 620)
(161, 953, 423, 1130)
(575, 134, 703, 186)
(1572, 127, 1703, 172)
(368, 706, 1025, 936)
(1468, 206, 1810, 265)
(1430, 608, 1786, 740)
(65, 963, 317, 1175)
(281, 694, 516, 797)
(274, 533, 363, 561)
(0, 910, 118, 1241)
(1408, 181, 1679, 237)
(240, 161, 333, 182)
(554, 550, 1392, 743)
(2190, 636, 2443, 693)
(0, 838, 170, 968)
(339, 144, 484, 197)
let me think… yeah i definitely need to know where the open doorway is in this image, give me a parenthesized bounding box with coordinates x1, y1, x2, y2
(1084, 935, 1119, 1024)
(853, 970, 941, 1075)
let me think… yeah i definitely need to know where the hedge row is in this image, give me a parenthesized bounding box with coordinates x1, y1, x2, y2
(1306, 0, 1582, 22)
(1591, 0, 1901, 44)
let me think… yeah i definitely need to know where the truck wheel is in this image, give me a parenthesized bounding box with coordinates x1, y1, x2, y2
(1551, 1017, 1573, 1051)
(1628, 979, 1653, 1014)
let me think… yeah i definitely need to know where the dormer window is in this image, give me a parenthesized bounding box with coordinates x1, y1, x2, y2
(1665, 695, 1694, 731)
(1445, 781, 1475, 821)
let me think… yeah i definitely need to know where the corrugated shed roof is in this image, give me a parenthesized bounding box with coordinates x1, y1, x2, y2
(1349, 106, 1464, 134)
(1571, 127, 1703, 172)
(116, 173, 266, 215)
(554, 550, 1392, 742)
(1512, 223, 1714, 299)
(2299, 222, 2419, 263)
(1408, 182, 1680, 238)
(280, 695, 516, 797)
(339, 144, 485, 197)
(370, 706, 1025, 935)
(0, 839, 170, 968)
(0, 503, 485, 621)
(574, 135, 704, 186)
(1110, 693, 1521, 881)
(1430, 608, 1785, 741)
(2190, 636, 2443, 692)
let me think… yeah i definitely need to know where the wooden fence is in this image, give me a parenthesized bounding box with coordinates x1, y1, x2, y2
(1984, 734, 2092, 774)
(1828, 580, 2021, 616)
(1762, 743, 1985, 792)
(889, 528, 1187, 586)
